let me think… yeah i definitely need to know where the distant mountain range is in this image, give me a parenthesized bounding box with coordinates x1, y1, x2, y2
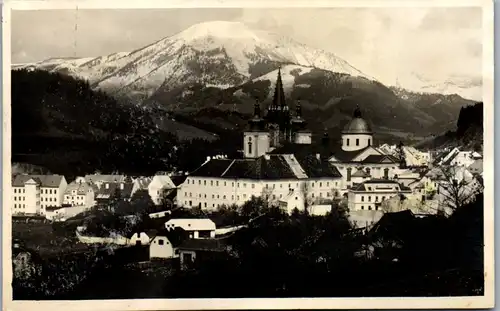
(12, 21, 480, 140)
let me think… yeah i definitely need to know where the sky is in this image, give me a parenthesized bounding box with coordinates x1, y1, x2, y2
(11, 7, 483, 88)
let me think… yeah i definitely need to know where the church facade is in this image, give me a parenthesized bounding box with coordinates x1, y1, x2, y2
(177, 68, 405, 213)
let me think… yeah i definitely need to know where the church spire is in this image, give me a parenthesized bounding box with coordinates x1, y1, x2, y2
(253, 98, 261, 118)
(272, 66, 287, 110)
(353, 105, 362, 118)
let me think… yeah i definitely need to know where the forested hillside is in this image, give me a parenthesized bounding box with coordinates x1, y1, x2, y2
(11, 69, 234, 179)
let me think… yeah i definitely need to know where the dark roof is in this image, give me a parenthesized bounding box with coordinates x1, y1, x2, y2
(327, 145, 371, 162)
(350, 179, 411, 192)
(351, 169, 370, 178)
(177, 238, 229, 252)
(268, 143, 320, 156)
(368, 210, 416, 241)
(12, 174, 65, 188)
(361, 154, 398, 164)
(190, 159, 233, 177)
(153, 228, 188, 247)
(94, 182, 134, 199)
(170, 175, 188, 187)
(294, 154, 342, 178)
(191, 156, 298, 180)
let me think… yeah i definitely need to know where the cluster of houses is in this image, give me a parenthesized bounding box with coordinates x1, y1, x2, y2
(11, 173, 187, 221)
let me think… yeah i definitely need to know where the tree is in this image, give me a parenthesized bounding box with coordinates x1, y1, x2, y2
(396, 141, 407, 168)
(437, 166, 481, 216)
(299, 181, 315, 214)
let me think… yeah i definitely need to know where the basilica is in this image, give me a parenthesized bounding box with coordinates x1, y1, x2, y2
(177, 68, 402, 213)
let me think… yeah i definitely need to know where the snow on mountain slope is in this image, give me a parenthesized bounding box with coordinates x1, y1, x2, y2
(253, 65, 314, 97)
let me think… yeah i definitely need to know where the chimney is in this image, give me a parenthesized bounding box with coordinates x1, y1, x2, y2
(120, 183, 124, 190)
(316, 153, 321, 160)
(264, 154, 271, 160)
(105, 183, 109, 189)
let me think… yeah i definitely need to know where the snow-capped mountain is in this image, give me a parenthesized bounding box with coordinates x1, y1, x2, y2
(392, 72, 482, 101)
(12, 21, 376, 100)
(12, 20, 481, 104)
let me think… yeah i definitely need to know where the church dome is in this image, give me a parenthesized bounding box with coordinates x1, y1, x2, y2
(342, 106, 373, 134)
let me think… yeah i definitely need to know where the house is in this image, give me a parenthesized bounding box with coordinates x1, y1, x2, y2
(379, 193, 439, 216)
(149, 228, 186, 259)
(12, 174, 68, 216)
(129, 229, 158, 246)
(468, 159, 483, 175)
(63, 180, 96, 209)
(130, 177, 152, 198)
(94, 181, 134, 205)
(149, 174, 176, 205)
(165, 218, 216, 239)
(439, 148, 482, 167)
(177, 238, 231, 270)
(84, 174, 126, 186)
(347, 179, 412, 212)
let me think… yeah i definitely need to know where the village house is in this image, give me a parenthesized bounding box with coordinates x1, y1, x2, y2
(130, 177, 152, 198)
(12, 174, 67, 216)
(63, 179, 96, 209)
(165, 218, 216, 239)
(149, 229, 186, 259)
(347, 179, 412, 212)
(177, 238, 231, 270)
(129, 229, 158, 246)
(148, 174, 177, 205)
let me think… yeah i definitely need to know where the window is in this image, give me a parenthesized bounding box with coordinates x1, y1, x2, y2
(356, 139, 359, 146)
(319, 182, 322, 187)
(223, 195, 226, 199)
(211, 181, 213, 186)
(368, 139, 371, 146)
(346, 139, 350, 146)
(204, 180, 207, 186)
(368, 207, 372, 211)
(251, 184, 255, 189)
(248, 142, 252, 154)
(198, 180, 201, 185)
(368, 196, 371, 202)
(204, 203, 207, 207)
(216, 181, 219, 186)
(158, 239, 164, 246)
(361, 206, 364, 210)
(243, 183, 246, 188)
(224, 182, 226, 186)
(361, 196, 364, 202)
(346, 168, 352, 182)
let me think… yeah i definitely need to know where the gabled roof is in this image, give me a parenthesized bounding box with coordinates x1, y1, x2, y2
(360, 154, 398, 164)
(12, 174, 65, 188)
(351, 169, 370, 178)
(350, 179, 411, 192)
(327, 145, 371, 163)
(294, 154, 342, 178)
(64, 181, 93, 195)
(368, 210, 416, 241)
(170, 175, 188, 187)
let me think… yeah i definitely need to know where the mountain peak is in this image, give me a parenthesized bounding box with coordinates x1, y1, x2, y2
(175, 21, 261, 41)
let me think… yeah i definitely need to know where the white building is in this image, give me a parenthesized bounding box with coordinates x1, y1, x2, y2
(149, 230, 177, 259)
(12, 174, 67, 216)
(63, 180, 96, 209)
(149, 174, 176, 205)
(165, 218, 216, 239)
(347, 179, 412, 212)
(448, 151, 482, 167)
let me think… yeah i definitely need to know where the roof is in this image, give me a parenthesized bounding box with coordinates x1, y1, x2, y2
(12, 174, 64, 188)
(94, 182, 134, 199)
(84, 174, 125, 183)
(165, 218, 216, 231)
(293, 154, 342, 178)
(351, 169, 370, 178)
(170, 175, 188, 187)
(177, 238, 229, 252)
(350, 179, 411, 192)
(152, 228, 188, 247)
(64, 181, 93, 195)
(342, 117, 373, 134)
(361, 154, 399, 164)
(150, 175, 176, 189)
(368, 210, 416, 241)
(134, 177, 152, 189)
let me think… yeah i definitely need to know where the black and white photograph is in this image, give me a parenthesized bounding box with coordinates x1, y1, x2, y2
(3, 0, 494, 309)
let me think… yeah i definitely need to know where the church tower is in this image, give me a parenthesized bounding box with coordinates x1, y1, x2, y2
(290, 100, 312, 144)
(244, 100, 270, 158)
(341, 105, 374, 151)
(265, 67, 291, 146)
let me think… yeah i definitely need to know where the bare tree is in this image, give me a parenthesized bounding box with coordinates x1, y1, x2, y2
(260, 186, 275, 207)
(299, 181, 315, 214)
(437, 166, 482, 216)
